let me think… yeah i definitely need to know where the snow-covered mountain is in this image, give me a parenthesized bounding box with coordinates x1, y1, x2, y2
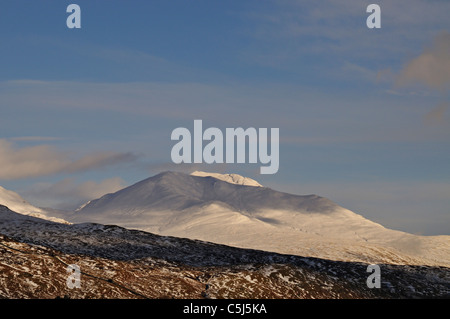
(1, 172, 449, 299)
(0, 186, 68, 224)
(70, 171, 450, 267)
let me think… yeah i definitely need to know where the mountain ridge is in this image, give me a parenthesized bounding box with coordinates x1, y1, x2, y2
(1, 171, 449, 267)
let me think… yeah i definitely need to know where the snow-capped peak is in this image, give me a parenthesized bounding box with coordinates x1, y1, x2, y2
(190, 171, 263, 187)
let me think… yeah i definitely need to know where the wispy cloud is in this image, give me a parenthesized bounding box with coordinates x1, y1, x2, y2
(3, 78, 447, 151)
(391, 31, 450, 130)
(396, 31, 450, 91)
(0, 139, 137, 180)
(240, 0, 450, 80)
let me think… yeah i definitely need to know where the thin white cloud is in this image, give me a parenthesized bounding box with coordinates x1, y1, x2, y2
(0, 139, 137, 180)
(241, 0, 450, 71)
(67, 152, 137, 173)
(3, 78, 447, 150)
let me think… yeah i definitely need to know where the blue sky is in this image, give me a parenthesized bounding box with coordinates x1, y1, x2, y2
(0, 0, 449, 235)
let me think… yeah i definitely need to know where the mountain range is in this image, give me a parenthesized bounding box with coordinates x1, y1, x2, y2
(1, 170, 449, 299)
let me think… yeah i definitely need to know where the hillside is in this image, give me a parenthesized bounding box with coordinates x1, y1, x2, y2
(1, 205, 449, 299)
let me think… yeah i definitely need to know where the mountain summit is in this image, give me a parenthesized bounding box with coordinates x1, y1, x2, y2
(190, 171, 263, 187)
(74, 171, 339, 215)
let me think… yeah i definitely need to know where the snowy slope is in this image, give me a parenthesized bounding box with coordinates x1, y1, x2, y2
(0, 186, 68, 224)
(71, 171, 450, 267)
(190, 171, 263, 187)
